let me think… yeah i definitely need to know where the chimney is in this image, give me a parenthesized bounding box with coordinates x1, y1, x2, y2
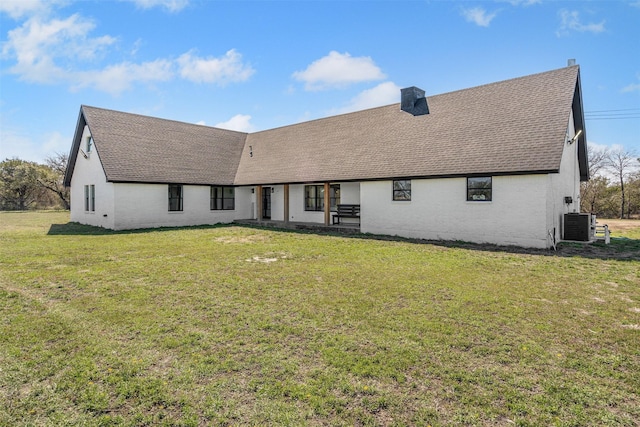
(567, 58, 576, 66)
(401, 86, 429, 116)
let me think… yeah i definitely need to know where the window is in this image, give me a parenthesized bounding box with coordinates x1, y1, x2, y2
(168, 184, 183, 211)
(84, 185, 95, 211)
(86, 136, 93, 153)
(305, 184, 340, 211)
(211, 186, 235, 210)
(467, 177, 492, 201)
(393, 180, 411, 201)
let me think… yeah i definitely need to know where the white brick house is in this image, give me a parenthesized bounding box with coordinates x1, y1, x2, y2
(64, 65, 588, 248)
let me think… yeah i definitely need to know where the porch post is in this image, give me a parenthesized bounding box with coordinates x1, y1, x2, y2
(324, 182, 330, 226)
(284, 184, 290, 225)
(256, 186, 263, 221)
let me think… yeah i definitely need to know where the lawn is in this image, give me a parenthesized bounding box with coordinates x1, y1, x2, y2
(1, 211, 638, 426)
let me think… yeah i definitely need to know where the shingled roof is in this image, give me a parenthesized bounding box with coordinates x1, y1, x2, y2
(65, 106, 247, 186)
(235, 65, 586, 185)
(65, 65, 587, 187)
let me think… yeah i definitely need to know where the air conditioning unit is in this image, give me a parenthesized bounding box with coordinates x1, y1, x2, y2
(564, 213, 591, 241)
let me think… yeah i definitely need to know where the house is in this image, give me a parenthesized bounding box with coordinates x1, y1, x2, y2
(64, 64, 588, 249)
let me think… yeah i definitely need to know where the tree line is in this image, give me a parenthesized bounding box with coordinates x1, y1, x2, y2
(580, 147, 640, 219)
(0, 154, 70, 211)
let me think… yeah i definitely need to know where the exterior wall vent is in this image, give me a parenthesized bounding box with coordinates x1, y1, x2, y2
(401, 86, 429, 116)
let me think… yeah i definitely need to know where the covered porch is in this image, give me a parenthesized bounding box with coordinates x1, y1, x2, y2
(247, 182, 361, 229)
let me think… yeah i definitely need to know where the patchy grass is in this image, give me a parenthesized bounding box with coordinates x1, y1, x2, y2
(1, 211, 639, 426)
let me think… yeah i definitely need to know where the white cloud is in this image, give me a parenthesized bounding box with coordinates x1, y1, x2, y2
(2, 14, 116, 84)
(622, 75, 640, 93)
(123, 0, 189, 13)
(42, 131, 70, 154)
(73, 60, 174, 95)
(622, 83, 640, 93)
(292, 51, 386, 91)
(461, 7, 498, 27)
(588, 141, 608, 152)
(214, 114, 255, 133)
(557, 10, 605, 37)
(0, 128, 33, 161)
(130, 38, 144, 56)
(2, 9, 254, 94)
(177, 49, 255, 84)
(0, 0, 61, 20)
(339, 82, 401, 114)
(0, 123, 66, 163)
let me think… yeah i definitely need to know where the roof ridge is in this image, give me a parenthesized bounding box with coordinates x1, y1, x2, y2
(81, 104, 249, 136)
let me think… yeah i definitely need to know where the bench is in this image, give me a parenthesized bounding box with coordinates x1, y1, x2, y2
(333, 204, 360, 225)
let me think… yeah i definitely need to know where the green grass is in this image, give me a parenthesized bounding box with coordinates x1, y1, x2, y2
(1, 211, 639, 426)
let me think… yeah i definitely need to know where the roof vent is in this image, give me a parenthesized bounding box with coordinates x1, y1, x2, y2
(567, 58, 576, 66)
(401, 86, 429, 116)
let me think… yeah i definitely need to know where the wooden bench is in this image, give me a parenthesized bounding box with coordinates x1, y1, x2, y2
(332, 204, 360, 225)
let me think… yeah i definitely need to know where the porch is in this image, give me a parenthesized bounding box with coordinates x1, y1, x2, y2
(249, 183, 361, 230)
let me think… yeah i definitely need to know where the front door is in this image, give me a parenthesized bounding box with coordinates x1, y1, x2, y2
(262, 187, 271, 219)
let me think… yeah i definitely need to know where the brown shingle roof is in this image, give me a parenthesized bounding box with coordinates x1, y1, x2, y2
(66, 66, 583, 188)
(82, 106, 247, 185)
(234, 66, 581, 185)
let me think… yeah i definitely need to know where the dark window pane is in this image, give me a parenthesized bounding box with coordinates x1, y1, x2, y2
(211, 186, 234, 210)
(468, 177, 491, 189)
(467, 177, 492, 201)
(169, 184, 183, 211)
(305, 185, 317, 211)
(210, 186, 219, 210)
(393, 180, 411, 201)
(305, 184, 340, 211)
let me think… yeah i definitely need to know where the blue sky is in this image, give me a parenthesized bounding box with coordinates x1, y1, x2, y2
(1, 0, 639, 164)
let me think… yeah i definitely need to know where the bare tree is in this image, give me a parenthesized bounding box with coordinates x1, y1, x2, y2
(606, 148, 639, 219)
(581, 175, 609, 214)
(588, 145, 609, 178)
(580, 145, 610, 213)
(37, 152, 70, 210)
